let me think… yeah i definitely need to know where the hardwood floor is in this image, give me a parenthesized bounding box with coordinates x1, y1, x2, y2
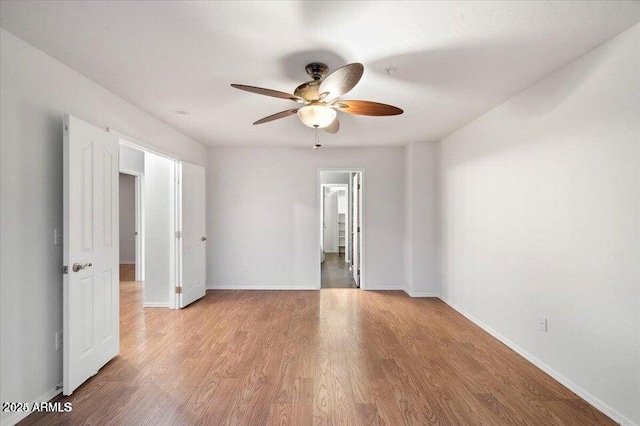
(321, 253, 356, 288)
(21, 272, 614, 425)
(120, 263, 135, 282)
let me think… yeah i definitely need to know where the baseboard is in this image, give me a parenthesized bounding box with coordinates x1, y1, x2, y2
(403, 288, 440, 298)
(439, 297, 635, 426)
(1, 382, 62, 426)
(119, 261, 135, 265)
(206, 284, 405, 291)
(143, 302, 169, 308)
(206, 284, 318, 291)
(364, 285, 404, 291)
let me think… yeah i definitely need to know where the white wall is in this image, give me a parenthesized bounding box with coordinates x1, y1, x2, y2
(120, 145, 145, 175)
(0, 29, 206, 426)
(320, 171, 349, 185)
(119, 174, 136, 264)
(143, 152, 175, 306)
(438, 24, 639, 426)
(404, 141, 439, 297)
(207, 147, 404, 290)
(337, 188, 347, 214)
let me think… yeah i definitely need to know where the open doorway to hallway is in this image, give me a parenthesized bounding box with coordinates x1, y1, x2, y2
(119, 172, 140, 287)
(119, 142, 149, 318)
(118, 136, 207, 310)
(319, 170, 363, 289)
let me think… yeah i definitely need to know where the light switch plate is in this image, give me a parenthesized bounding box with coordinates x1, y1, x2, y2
(538, 316, 548, 332)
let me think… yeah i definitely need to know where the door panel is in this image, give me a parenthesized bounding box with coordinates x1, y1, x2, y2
(180, 162, 206, 308)
(102, 147, 115, 247)
(64, 115, 120, 395)
(81, 145, 94, 252)
(101, 269, 114, 343)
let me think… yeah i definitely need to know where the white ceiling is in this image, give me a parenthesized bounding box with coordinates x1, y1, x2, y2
(1, 1, 639, 148)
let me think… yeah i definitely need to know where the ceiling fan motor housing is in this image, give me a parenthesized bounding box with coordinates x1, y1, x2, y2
(294, 62, 329, 101)
(294, 80, 320, 101)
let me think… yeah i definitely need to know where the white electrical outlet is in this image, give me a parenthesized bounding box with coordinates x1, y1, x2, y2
(241, 263, 249, 272)
(54, 229, 63, 245)
(55, 332, 63, 350)
(538, 316, 548, 332)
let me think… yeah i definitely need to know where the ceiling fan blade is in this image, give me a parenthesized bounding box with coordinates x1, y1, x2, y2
(336, 100, 403, 116)
(323, 117, 340, 134)
(319, 63, 364, 99)
(253, 108, 299, 125)
(231, 84, 304, 103)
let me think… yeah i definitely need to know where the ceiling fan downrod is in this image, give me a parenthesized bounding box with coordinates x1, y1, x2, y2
(305, 62, 329, 81)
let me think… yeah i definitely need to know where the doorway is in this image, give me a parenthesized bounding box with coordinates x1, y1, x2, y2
(118, 170, 144, 323)
(118, 138, 179, 309)
(119, 172, 141, 284)
(117, 134, 206, 310)
(318, 170, 364, 289)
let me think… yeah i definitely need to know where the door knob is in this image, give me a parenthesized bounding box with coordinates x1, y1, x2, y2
(72, 262, 92, 272)
(201, 236, 207, 241)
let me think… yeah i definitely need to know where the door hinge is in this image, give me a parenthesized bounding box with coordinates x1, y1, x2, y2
(357, 227, 361, 232)
(358, 184, 361, 189)
(175, 286, 182, 294)
(357, 269, 361, 276)
(175, 231, 182, 239)
(62, 266, 68, 274)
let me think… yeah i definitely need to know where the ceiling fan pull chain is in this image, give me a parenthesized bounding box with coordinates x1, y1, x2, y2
(314, 125, 321, 149)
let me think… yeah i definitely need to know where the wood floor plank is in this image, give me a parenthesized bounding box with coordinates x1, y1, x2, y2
(19, 266, 617, 425)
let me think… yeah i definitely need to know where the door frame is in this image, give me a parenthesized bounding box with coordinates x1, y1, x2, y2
(109, 129, 181, 309)
(317, 168, 365, 290)
(118, 170, 144, 282)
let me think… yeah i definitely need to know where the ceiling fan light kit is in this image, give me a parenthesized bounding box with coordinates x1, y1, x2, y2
(231, 62, 403, 138)
(298, 104, 337, 129)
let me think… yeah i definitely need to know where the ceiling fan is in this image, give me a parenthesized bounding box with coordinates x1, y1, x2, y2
(231, 62, 403, 134)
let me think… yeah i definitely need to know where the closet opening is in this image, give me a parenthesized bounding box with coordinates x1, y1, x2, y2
(318, 170, 364, 289)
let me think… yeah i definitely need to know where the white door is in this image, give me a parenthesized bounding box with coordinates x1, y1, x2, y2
(323, 189, 338, 253)
(179, 162, 206, 308)
(63, 115, 119, 395)
(352, 173, 360, 286)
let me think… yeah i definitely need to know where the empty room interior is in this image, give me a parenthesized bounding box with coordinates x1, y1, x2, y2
(1, 1, 639, 425)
